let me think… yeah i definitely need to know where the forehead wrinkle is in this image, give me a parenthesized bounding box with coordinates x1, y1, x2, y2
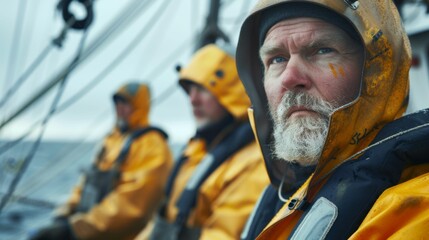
(261, 31, 352, 59)
(306, 36, 339, 52)
(259, 45, 285, 59)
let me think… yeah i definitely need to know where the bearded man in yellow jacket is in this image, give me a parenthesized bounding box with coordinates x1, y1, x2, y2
(235, 0, 429, 239)
(30, 82, 173, 240)
(138, 44, 269, 240)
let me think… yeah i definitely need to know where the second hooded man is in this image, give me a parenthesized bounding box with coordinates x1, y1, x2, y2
(138, 44, 269, 240)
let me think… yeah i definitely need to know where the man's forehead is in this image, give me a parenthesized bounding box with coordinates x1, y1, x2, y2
(257, 3, 360, 48)
(260, 19, 348, 54)
(268, 17, 329, 31)
(265, 17, 346, 40)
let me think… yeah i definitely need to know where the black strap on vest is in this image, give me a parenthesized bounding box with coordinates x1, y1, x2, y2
(113, 126, 168, 167)
(164, 116, 235, 200)
(171, 122, 254, 227)
(289, 109, 429, 239)
(76, 126, 168, 213)
(164, 154, 187, 200)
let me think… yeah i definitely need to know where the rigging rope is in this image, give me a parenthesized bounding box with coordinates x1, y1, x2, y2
(0, 45, 54, 110)
(4, 112, 107, 209)
(0, 27, 90, 214)
(151, 82, 179, 106)
(55, 0, 173, 114)
(0, 0, 152, 131)
(0, 1, 86, 111)
(0, 33, 193, 159)
(0, 121, 39, 155)
(2, 0, 29, 105)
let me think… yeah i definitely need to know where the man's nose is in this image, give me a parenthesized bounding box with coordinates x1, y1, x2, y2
(280, 56, 312, 91)
(189, 87, 200, 105)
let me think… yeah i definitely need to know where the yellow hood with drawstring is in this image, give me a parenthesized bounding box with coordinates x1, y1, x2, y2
(56, 83, 173, 240)
(179, 44, 251, 121)
(236, 0, 429, 239)
(237, 0, 411, 194)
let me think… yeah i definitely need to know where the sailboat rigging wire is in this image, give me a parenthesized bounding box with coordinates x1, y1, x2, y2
(55, 0, 174, 114)
(191, 0, 200, 39)
(0, 121, 39, 155)
(3, 110, 107, 210)
(221, 0, 239, 7)
(0, 0, 152, 131)
(221, 0, 251, 23)
(3, 0, 29, 98)
(228, 0, 252, 35)
(0, 33, 192, 159)
(3, 106, 108, 196)
(0, 9, 80, 111)
(73, 0, 154, 62)
(0, 29, 89, 214)
(0, 45, 54, 110)
(18, 0, 41, 82)
(144, 36, 194, 79)
(151, 82, 178, 106)
(0, 193, 56, 210)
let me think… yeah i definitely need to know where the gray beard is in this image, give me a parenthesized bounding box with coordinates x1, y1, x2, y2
(270, 91, 335, 166)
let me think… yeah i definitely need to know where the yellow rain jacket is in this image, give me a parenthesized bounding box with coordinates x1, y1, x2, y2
(57, 83, 173, 240)
(140, 44, 269, 240)
(236, 0, 429, 239)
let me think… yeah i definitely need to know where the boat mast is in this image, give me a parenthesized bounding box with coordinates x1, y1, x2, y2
(194, 0, 229, 51)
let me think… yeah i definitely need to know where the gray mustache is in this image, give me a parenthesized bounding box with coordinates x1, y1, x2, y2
(279, 91, 335, 118)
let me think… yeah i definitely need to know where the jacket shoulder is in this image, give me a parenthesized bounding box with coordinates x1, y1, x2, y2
(351, 172, 429, 239)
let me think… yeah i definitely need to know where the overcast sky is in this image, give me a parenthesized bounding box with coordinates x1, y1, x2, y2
(0, 0, 258, 144)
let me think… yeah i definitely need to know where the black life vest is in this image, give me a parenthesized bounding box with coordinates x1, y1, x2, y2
(75, 127, 168, 213)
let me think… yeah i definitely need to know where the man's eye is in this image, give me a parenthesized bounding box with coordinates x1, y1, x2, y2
(317, 48, 333, 54)
(269, 56, 287, 64)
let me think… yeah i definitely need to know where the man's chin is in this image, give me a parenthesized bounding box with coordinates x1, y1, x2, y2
(284, 113, 323, 126)
(280, 157, 318, 167)
(116, 119, 129, 132)
(273, 119, 327, 167)
(196, 119, 210, 129)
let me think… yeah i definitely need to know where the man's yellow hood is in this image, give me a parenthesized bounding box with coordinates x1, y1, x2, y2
(179, 44, 251, 121)
(113, 82, 150, 130)
(236, 0, 411, 188)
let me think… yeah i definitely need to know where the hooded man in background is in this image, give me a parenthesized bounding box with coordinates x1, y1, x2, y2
(30, 82, 173, 240)
(236, 0, 429, 239)
(138, 44, 269, 240)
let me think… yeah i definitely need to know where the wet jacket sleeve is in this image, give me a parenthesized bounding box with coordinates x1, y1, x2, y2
(350, 172, 429, 240)
(69, 132, 173, 240)
(198, 143, 269, 240)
